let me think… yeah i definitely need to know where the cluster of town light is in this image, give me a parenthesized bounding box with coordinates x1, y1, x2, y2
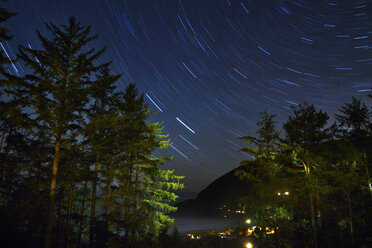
(219, 204, 246, 218)
(187, 233, 201, 240)
(188, 232, 254, 248)
(277, 191, 290, 196)
(189, 193, 290, 247)
(246, 225, 275, 235)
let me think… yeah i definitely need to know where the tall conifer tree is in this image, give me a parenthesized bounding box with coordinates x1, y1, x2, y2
(0, 1, 17, 183)
(283, 102, 333, 248)
(336, 97, 372, 198)
(17, 17, 106, 248)
(109, 83, 183, 248)
(236, 110, 284, 248)
(83, 65, 121, 248)
(0, 2, 16, 71)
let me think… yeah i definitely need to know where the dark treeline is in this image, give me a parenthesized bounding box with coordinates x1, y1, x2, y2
(236, 99, 372, 247)
(0, 9, 183, 248)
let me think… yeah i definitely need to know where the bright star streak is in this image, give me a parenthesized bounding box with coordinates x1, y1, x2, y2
(170, 144, 190, 160)
(179, 135, 199, 150)
(0, 42, 18, 73)
(27, 44, 41, 66)
(215, 98, 231, 111)
(145, 93, 163, 112)
(258, 45, 271, 55)
(176, 117, 195, 133)
(233, 67, 247, 79)
(183, 62, 197, 79)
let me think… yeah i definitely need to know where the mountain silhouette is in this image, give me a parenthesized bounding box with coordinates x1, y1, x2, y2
(175, 167, 253, 217)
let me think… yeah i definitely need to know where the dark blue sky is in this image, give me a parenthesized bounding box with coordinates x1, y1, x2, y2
(3, 0, 371, 192)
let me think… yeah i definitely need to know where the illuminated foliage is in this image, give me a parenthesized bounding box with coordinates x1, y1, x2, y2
(0, 16, 183, 248)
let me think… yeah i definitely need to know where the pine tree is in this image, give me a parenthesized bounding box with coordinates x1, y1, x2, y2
(0, 2, 16, 71)
(137, 122, 184, 239)
(108, 83, 183, 248)
(336, 97, 372, 199)
(236, 110, 281, 184)
(0, 11, 185, 247)
(0, 6, 34, 246)
(282, 102, 334, 248)
(0, 1, 17, 185)
(16, 17, 107, 248)
(324, 140, 362, 248)
(82, 65, 121, 248)
(235, 110, 284, 248)
(336, 97, 371, 143)
(283, 102, 332, 147)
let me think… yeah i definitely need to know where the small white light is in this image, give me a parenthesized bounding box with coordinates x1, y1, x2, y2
(245, 241, 253, 248)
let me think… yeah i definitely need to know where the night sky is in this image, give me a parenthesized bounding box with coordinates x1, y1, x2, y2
(2, 0, 372, 193)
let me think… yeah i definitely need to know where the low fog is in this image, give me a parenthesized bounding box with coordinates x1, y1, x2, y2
(172, 216, 238, 234)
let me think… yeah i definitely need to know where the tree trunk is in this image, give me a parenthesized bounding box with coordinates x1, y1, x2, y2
(303, 162, 318, 248)
(105, 157, 113, 246)
(0, 131, 4, 187)
(56, 185, 65, 246)
(78, 185, 88, 248)
(45, 139, 61, 248)
(273, 212, 279, 248)
(89, 152, 99, 248)
(309, 193, 318, 248)
(0, 131, 5, 152)
(124, 162, 133, 248)
(339, 226, 344, 248)
(66, 185, 76, 248)
(315, 177, 321, 230)
(347, 184, 354, 248)
(0, 129, 11, 189)
(105, 170, 111, 223)
(363, 152, 372, 199)
(0, 131, 4, 190)
(129, 163, 140, 248)
(30, 177, 41, 247)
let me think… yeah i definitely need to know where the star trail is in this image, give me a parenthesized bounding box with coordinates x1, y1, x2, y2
(3, 0, 372, 192)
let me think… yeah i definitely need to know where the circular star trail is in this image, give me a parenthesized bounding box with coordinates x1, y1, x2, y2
(3, 0, 372, 193)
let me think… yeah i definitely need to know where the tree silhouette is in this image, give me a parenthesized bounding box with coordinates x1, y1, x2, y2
(282, 102, 334, 248)
(17, 17, 107, 248)
(336, 97, 372, 199)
